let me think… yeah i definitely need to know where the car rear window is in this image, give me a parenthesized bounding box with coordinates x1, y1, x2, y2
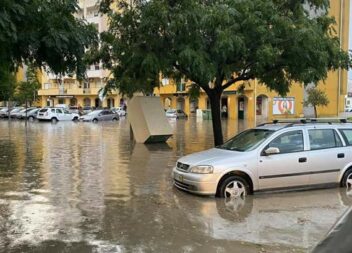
(39, 109, 48, 113)
(308, 129, 342, 150)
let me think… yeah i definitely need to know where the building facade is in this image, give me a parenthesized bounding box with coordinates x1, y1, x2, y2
(38, 0, 126, 109)
(155, 0, 350, 126)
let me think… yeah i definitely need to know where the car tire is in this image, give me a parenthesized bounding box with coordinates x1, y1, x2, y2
(73, 117, 79, 122)
(341, 169, 352, 188)
(51, 117, 58, 123)
(112, 117, 118, 121)
(92, 118, 98, 123)
(217, 175, 250, 199)
(28, 116, 34, 122)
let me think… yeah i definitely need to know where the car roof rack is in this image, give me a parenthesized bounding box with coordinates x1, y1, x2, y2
(258, 118, 349, 127)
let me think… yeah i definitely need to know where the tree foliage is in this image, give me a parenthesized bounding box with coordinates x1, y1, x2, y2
(0, 68, 16, 102)
(0, 0, 98, 78)
(304, 87, 329, 118)
(95, 0, 350, 145)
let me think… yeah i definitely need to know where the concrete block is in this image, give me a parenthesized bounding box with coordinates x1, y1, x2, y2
(127, 96, 173, 143)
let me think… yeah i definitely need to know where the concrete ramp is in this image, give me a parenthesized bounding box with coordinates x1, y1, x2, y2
(127, 96, 173, 143)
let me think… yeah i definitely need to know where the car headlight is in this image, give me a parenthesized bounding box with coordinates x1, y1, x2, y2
(189, 165, 214, 174)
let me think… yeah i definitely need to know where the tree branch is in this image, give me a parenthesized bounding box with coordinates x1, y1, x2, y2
(221, 74, 253, 91)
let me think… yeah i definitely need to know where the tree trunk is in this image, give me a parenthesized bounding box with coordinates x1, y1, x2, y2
(208, 90, 223, 146)
(314, 105, 317, 118)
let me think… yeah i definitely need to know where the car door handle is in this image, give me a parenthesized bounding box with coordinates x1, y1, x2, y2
(298, 157, 307, 163)
(338, 153, 345, 158)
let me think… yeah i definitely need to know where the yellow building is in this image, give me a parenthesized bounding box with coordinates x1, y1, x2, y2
(155, 0, 350, 126)
(37, 0, 126, 109)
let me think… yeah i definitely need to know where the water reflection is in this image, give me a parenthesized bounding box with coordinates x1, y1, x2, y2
(0, 119, 349, 252)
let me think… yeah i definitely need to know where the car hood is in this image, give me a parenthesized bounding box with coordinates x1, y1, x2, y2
(178, 148, 249, 167)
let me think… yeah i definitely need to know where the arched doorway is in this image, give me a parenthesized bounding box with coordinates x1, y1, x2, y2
(95, 98, 102, 108)
(238, 96, 248, 120)
(107, 98, 115, 108)
(189, 98, 198, 113)
(176, 96, 185, 111)
(164, 97, 172, 109)
(256, 95, 269, 124)
(70, 98, 77, 106)
(83, 97, 91, 107)
(221, 96, 228, 118)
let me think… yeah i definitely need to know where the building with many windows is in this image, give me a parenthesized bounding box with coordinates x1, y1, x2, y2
(38, 0, 126, 109)
(154, 0, 350, 126)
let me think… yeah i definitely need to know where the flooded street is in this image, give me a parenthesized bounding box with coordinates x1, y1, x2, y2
(0, 118, 350, 253)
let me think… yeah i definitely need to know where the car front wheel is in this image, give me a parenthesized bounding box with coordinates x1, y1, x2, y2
(217, 176, 249, 199)
(51, 117, 58, 123)
(92, 118, 98, 123)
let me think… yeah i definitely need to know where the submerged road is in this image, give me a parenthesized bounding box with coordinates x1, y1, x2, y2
(0, 118, 350, 253)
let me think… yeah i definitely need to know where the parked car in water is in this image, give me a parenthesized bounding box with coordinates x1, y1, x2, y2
(7, 107, 24, 118)
(173, 119, 352, 198)
(16, 108, 36, 119)
(82, 106, 93, 115)
(166, 109, 188, 119)
(0, 108, 9, 118)
(21, 108, 40, 121)
(112, 107, 126, 117)
(79, 109, 119, 122)
(37, 108, 80, 122)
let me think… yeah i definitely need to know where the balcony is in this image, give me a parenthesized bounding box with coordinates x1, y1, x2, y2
(38, 89, 60, 96)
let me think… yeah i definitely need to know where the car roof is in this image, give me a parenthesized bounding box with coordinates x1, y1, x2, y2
(256, 119, 352, 132)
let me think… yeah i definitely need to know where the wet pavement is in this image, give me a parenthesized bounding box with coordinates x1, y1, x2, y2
(0, 118, 350, 253)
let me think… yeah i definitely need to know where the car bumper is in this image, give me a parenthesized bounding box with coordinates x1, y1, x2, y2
(172, 167, 218, 195)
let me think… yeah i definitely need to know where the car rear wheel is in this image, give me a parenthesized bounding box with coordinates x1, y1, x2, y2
(73, 117, 79, 122)
(112, 117, 118, 121)
(92, 118, 98, 123)
(342, 169, 352, 189)
(217, 176, 249, 199)
(51, 117, 58, 123)
(28, 116, 34, 121)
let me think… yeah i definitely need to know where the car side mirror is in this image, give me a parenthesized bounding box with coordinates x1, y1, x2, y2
(264, 147, 280, 155)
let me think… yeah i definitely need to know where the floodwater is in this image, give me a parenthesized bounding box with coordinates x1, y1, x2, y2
(0, 118, 350, 253)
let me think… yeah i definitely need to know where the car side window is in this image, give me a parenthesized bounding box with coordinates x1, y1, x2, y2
(338, 129, 352, 146)
(308, 129, 342, 150)
(64, 110, 70, 114)
(51, 109, 55, 113)
(56, 109, 63, 114)
(267, 130, 304, 154)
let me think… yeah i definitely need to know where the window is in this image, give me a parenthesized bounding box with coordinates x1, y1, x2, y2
(56, 109, 63, 114)
(339, 129, 352, 146)
(51, 109, 55, 113)
(308, 129, 342, 150)
(267, 131, 304, 154)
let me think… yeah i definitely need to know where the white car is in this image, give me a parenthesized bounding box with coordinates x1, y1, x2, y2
(79, 109, 119, 122)
(37, 108, 79, 122)
(112, 107, 126, 116)
(173, 119, 352, 198)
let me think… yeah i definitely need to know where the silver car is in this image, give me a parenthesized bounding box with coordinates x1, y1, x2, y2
(173, 120, 352, 198)
(79, 109, 119, 122)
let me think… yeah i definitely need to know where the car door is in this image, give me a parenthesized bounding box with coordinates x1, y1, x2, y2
(307, 128, 346, 185)
(64, 110, 72, 120)
(258, 130, 309, 190)
(55, 109, 64, 120)
(99, 110, 108, 121)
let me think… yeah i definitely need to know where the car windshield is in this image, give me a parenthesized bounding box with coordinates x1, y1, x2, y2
(218, 129, 274, 152)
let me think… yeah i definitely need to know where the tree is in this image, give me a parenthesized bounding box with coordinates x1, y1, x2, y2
(14, 64, 41, 107)
(304, 87, 329, 118)
(0, 68, 16, 103)
(0, 0, 98, 82)
(95, 0, 350, 146)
